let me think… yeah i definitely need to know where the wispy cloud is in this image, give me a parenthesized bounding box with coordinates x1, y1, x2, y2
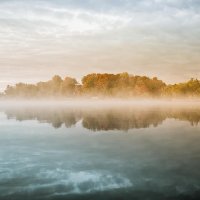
(0, 0, 200, 90)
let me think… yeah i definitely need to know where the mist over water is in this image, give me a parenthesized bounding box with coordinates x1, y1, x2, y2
(1, 100, 200, 200)
(2, 100, 200, 130)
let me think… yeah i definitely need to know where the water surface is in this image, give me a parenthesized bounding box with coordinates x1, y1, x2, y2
(0, 102, 200, 200)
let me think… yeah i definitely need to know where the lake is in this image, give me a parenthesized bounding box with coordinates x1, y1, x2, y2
(0, 101, 200, 200)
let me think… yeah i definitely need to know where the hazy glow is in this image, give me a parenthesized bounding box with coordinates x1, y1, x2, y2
(0, 0, 200, 90)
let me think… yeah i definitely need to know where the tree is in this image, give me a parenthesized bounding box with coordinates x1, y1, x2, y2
(61, 77, 77, 96)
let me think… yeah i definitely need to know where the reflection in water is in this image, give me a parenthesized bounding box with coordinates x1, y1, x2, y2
(1, 103, 200, 200)
(3, 105, 200, 130)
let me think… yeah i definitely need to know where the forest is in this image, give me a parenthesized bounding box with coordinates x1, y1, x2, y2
(2, 72, 200, 98)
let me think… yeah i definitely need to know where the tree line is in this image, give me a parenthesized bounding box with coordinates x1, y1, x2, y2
(2, 73, 200, 98)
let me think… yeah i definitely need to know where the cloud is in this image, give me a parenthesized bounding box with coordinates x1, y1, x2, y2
(0, 1, 131, 36)
(0, 0, 200, 90)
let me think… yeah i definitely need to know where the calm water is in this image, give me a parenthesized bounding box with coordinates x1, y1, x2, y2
(1, 102, 200, 200)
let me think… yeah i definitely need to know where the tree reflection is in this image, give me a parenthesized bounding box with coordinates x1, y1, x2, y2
(5, 108, 82, 129)
(3, 105, 200, 131)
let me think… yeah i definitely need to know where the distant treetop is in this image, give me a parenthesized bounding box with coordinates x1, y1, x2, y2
(3, 73, 200, 98)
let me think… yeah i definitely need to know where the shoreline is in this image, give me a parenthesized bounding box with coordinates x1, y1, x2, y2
(0, 98, 200, 108)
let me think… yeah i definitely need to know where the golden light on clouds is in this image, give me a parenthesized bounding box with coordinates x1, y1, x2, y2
(0, 0, 200, 90)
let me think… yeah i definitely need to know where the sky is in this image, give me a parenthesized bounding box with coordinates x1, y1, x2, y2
(0, 0, 200, 90)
